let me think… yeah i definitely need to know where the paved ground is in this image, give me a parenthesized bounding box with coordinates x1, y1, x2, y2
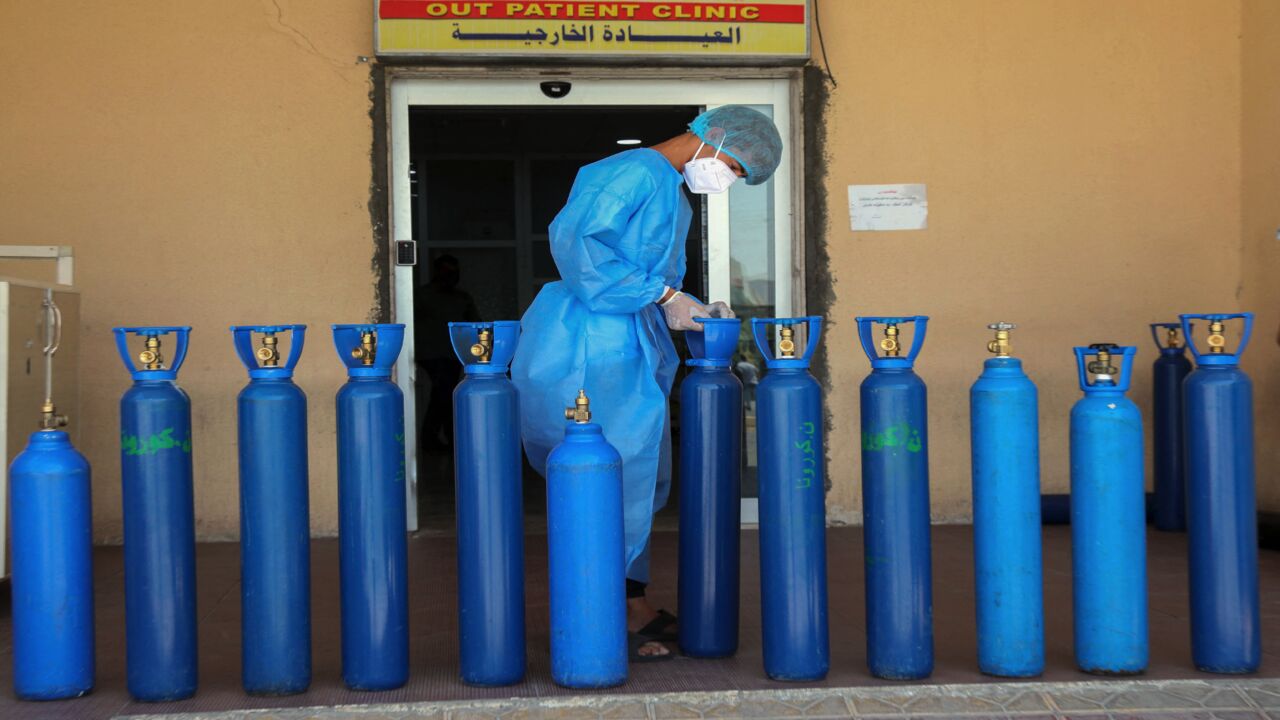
(119, 678, 1280, 719)
(3, 526, 1278, 719)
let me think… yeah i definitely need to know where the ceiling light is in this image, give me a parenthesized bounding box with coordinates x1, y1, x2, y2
(616, 138, 642, 146)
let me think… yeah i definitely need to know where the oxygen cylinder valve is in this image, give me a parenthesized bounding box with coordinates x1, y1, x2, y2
(1087, 343, 1119, 377)
(139, 335, 165, 370)
(1207, 320, 1227, 354)
(778, 327, 796, 358)
(565, 390, 592, 423)
(880, 324, 901, 357)
(987, 322, 1016, 357)
(1165, 326, 1181, 349)
(39, 400, 68, 430)
(255, 333, 280, 367)
(351, 331, 377, 366)
(470, 328, 493, 364)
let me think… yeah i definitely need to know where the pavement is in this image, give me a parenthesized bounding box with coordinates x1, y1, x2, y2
(3, 526, 1277, 720)
(120, 678, 1280, 719)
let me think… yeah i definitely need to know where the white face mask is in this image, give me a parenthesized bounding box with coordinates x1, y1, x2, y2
(682, 141, 740, 194)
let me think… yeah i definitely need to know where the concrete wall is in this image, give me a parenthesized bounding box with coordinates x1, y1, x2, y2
(816, 0, 1246, 523)
(0, 0, 1270, 539)
(0, 1, 377, 539)
(1242, 0, 1280, 513)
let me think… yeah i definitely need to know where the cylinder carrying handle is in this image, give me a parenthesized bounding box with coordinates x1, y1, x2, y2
(1179, 313, 1253, 364)
(856, 316, 929, 369)
(448, 321, 520, 373)
(1149, 322, 1190, 351)
(113, 326, 192, 379)
(750, 316, 822, 369)
(231, 325, 307, 378)
(1073, 343, 1137, 392)
(331, 323, 405, 378)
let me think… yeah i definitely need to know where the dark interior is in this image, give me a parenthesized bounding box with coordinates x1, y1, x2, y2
(408, 107, 704, 530)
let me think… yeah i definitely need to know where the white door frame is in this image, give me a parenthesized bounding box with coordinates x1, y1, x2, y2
(389, 70, 802, 530)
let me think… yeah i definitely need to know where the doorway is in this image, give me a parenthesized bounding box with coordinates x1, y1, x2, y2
(409, 107, 705, 530)
(390, 74, 798, 532)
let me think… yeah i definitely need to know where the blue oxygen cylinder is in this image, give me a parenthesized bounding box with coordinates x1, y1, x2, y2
(970, 322, 1043, 678)
(753, 317, 829, 682)
(12, 315, 94, 703)
(333, 323, 409, 691)
(1150, 322, 1192, 532)
(11, 431, 94, 701)
(1070, 343, 1147, 675)
(449, 321, 526, 686)
(547, 390, 627, 689)
(857, 315, 933, 681)
(678, 317, 743, 658)
(232, 325, 311, 695)
(114, 326, 198, 701)
(1181, 313, 1259, 674)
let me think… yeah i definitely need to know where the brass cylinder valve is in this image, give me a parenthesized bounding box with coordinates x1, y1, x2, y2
(470, 328, 493, 364)
(1207, 320, 1226, 354)
(880, 323, 901, 357)
(564, 389, 592, 423)
(778, 326, 796, 358)
(39, 400, 67, 430)
(255, 333, 280, 367)
(350, 331, 377, 366)
(987, 322, 1016, 357)
(138, 335, 164, 370)
(1087, 343, 1119, 376)
(1164, 326, 1181, 349)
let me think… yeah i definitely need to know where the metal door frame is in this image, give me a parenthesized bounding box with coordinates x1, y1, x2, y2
(388, 68, 805, 530)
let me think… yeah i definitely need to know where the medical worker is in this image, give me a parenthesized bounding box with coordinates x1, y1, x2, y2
(512, 106, 783, 660)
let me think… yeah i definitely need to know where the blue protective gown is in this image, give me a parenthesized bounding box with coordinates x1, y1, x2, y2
(512, 148, 690, 584)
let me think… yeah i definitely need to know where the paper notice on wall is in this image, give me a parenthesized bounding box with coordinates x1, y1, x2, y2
(849, 184, 928, 231)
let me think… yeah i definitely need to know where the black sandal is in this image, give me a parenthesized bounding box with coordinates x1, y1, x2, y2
(636, 609, 678, 642)
(628, 632, 674, 663)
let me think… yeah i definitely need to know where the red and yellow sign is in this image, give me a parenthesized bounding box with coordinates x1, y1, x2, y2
(375, 1, 809, 59)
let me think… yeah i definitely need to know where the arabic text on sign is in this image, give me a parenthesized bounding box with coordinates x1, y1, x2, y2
(381, 2, 806, 23)
(451, 22, 741, 45)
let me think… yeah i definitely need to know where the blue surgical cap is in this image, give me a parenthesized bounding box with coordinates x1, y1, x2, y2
(689, 105, 784, 186)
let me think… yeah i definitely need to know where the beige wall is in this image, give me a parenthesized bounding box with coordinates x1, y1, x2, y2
(0, 1, 377, 540)
(817, 0, 1245, 522)
(1242, 0, 1280, 513)
(0, 0, 1271, 539)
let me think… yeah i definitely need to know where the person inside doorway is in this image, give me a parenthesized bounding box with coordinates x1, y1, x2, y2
(416, 254, 480, 453)
(512, 106, 783, 661)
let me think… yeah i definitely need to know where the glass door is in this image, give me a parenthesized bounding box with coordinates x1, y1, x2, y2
(391, 75, 797, 528)
(705, 95, 792, 525)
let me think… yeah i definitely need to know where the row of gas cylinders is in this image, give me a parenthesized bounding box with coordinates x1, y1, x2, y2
(8, 312, 1257, 701)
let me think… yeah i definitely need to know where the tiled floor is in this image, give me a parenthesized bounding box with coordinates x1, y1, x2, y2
(3, 526, 1278, 720)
